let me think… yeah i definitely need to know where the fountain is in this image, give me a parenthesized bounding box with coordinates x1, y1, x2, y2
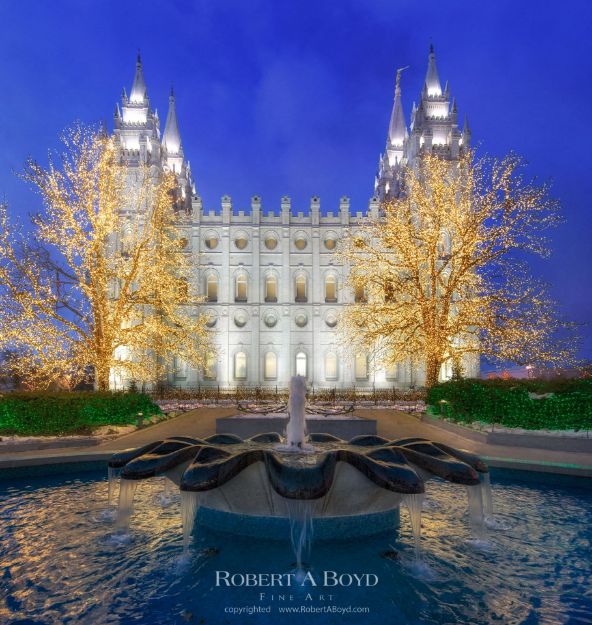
(109, 375, 492, 557)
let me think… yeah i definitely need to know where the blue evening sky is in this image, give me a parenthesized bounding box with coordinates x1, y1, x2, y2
(0, 0, 591, 360)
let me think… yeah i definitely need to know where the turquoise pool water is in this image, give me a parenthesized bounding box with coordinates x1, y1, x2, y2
(0, 467, 590, 624)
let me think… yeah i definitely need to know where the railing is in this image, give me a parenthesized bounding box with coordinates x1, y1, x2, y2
(149, 384, 426, 405)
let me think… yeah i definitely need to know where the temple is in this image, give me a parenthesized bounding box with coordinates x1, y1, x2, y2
(110, 47, 478, 390)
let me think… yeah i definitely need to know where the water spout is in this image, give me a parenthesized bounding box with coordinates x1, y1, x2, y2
(403, 493, 425, 562)
(482, 472, 493, 517)
(107, 466, 120, 506)
(180, 491, 199, 555)
(466, 484, 485, 539)
(286, 375, 307, 449)
(286, 499, 313, 571)
(116, 479, 138, 529)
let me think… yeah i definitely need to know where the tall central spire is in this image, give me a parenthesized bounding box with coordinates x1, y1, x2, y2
(424, 44, 442, 97)
(163, 86, 182, 155)
(130, 50, 148, 104)
(388, 66, 408, 147)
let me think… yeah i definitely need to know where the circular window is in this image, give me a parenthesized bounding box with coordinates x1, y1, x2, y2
(234, 310, 248, 328)
(324, 237, 337, 250)
(264, 311, 278, 328)
(264, 234, 278, 250)
(205, 234, 218, 249)
(205, 310, 217, 328)
(235, 235, 248, 250)
(179, 237, 189, 249)
(294, 236, 307, 251)
(325, 311, 338, 328)
(295, 312, 308, 328)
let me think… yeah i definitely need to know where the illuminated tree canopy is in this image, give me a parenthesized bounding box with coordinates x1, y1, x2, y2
(0, 125, 214, 390)
(338, 151, 577, 388)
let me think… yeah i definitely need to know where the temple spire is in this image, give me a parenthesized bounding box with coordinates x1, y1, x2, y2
(424, 44, 442, 97)
(388, 66, 408, 147)
(163, 85, 182, 155)
(129, 50, 148, 104)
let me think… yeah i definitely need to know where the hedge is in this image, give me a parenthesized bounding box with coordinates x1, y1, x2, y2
(427, 379, 592, 431)
(0, 391, 161, 436)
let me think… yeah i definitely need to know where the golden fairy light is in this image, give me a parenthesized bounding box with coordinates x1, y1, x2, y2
(337, 150, 577, 388)
(0, 124, 214, 390)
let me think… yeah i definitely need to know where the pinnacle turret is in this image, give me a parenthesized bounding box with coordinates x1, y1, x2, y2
(163, 85, 182, 155)
(130, 50, 148, 104)
(388, 66, 408, 147)
(424, 44, 442, 97)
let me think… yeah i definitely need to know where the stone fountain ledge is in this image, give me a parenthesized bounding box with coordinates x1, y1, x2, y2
(0, 425, 138, 453)
(421, 414, 592, 453)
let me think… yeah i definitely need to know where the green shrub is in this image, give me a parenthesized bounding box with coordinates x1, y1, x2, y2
(427, 379, 592, 431)
(0, 391, 161, 436)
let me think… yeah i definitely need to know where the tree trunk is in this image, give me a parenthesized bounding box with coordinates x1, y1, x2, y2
(425, 356, 441, 389)
(95, 365, 110, 392)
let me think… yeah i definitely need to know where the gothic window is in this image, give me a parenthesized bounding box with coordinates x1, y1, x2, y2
(205, 233, 218, 249)
(296, 351, 307, 377)
(295, 274, 307, 302)
(264, 233, 278, 250)
(294, 235, 308, 250)
(178, 277, 189, 298)
(173, 356, 188, 379)
(325, 274, 337, 302)
(235, 233, 248, 250)
(325, 353, 338, 380)
(355, 353, 368, 380)
(385, 363, 399, 380)
(178, 237, 189, 250)
(264, 352, 277, 380)
(384, 280, 395, 303)
(354, 284, 367, 303)
(235, 273, 248, 302)
(234, 351, 247, 380)
(203, 354, 217, 380)
(206, 274, 218, 302)
(265, 274, 277, 302)
(324, 235, 337, 250)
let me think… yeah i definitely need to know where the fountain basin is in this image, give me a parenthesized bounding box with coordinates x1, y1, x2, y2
(195, 505, 400, 540)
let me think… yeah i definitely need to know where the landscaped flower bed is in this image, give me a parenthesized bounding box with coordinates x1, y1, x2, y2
(427, 379, 592, 431)
(0, 391, 161, 436)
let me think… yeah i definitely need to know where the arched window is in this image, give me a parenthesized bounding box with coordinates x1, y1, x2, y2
(173, 356, 188, 379)
(265, 274, 277, 302)
(234, 351, 247, 380)
(325, 275, 337, 302)
(354, 284, 366, 303)
(235, 274, 248, 302)
(325, 353, 338, 380)
(203, 354, 217, 380)
(385, 363, 399, 380)
(354, 353, 368, 379)
(206, 274, 218, 302)
(296, 351, 307, 377)
(295, 274, 307, 302)
(264, 352, 277, 380)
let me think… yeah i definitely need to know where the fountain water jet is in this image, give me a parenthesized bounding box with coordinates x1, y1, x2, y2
(466, 484, 485, 540)
(116, 479, 138, 529)
(403, 493, 426, 562)
(180, 491, 200, 555)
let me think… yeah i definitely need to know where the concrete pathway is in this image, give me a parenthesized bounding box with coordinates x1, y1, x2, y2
(1, 406, 591, 477)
